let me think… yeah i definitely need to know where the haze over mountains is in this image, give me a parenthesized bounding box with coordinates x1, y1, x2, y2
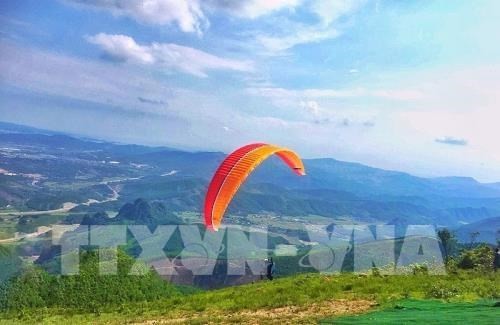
(1, 121, 499, 237)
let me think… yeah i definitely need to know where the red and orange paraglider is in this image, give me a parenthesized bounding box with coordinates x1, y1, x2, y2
(204, 143, 305, 231)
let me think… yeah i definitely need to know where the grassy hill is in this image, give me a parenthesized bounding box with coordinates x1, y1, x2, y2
(1, 122, 499, 323)
(0, 269, 497, 324)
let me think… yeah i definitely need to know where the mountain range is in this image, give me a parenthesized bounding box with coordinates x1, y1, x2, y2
(1, 121, 499, 240)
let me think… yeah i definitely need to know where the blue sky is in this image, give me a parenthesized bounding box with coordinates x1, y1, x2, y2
(1, 0, 500, 181)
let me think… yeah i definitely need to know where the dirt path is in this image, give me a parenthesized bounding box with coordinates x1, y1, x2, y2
(0, 202, 78, 217)
(137, 299, 376, 324)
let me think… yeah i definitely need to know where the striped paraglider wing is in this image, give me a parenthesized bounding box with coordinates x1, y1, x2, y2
(204, 143, 305, 231)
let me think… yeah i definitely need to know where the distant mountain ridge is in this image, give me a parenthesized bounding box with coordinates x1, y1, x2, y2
(0, 121, 62, 135)
(1, 121, 500, 230)
(454, 217, 500, 244)
(1, 121, 498, 192)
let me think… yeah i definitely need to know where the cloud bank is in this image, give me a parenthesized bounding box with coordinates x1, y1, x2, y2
(86, 33, 253, 77)
(65, 0, 368, 52)
(65, 0, 208, 34)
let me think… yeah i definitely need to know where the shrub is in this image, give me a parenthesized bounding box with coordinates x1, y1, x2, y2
(0, 249, 188, 312)
(426, 283, 460, 299)
(412, 264, 428, 275)
(457, 245, 493, 271)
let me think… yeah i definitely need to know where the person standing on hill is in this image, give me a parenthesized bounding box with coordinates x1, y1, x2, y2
(494, 247, 500, 272)
(266, 257, 275, 280)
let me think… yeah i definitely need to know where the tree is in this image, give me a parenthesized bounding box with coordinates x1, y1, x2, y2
(437, 229, 454, 262)
(469, 231, 480, 249)
(0, 245, 23, 286)
(457, 245, 493, 271)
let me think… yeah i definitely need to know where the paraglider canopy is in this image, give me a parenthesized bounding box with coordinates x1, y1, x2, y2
(204, 143, 305, 231)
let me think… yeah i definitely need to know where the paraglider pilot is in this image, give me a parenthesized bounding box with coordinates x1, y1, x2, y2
(494, 247, 500, 272)
(265, 257, 275, 280)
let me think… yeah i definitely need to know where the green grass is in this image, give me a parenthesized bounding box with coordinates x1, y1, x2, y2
(0, 221, 17, 240)
(325, 299, 500, 324)
(1, 271, 498, 324)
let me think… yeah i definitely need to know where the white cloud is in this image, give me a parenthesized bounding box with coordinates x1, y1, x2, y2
(300, 100, 320, 116)
(310, 0, 366, 26)
(247, 85, 424, 126)
(86, 33, 253, 77)
(65, 0, 301, 33)
(247, 86, 424, 101)
(257, 26, 339, 53)
(299, 100, 332, 124)
(87, 33, 154, 63)
(0, 41, 174, 113)
(254, 0, 369, 53)
(64, 0, 208, 34)
(64, 1, 368, 53)
(246, 87, 379, 126)
(207, 0, 301, 19)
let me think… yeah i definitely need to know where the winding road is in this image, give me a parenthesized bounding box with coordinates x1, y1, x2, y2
(0, 179, 130, 243)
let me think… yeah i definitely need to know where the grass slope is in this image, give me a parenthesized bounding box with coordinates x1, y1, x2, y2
(327, 299, 500, 324)
(1, 271, 497, 324)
